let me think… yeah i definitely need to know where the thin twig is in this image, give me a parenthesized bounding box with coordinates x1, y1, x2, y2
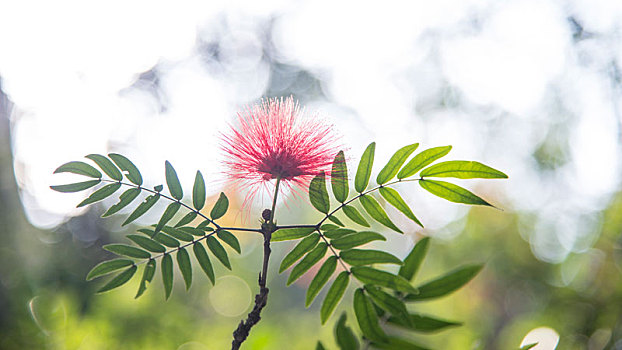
(231, 177, 281, 350)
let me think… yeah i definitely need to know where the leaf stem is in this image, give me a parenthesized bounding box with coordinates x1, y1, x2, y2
(231, 177, 281, 350)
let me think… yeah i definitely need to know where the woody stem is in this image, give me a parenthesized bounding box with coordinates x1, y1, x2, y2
(231, 177, 281, 350)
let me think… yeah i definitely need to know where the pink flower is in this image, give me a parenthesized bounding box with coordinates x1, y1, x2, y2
(221, 97, 340, 203)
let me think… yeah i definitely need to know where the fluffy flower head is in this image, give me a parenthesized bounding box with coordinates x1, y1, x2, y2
(221, 97, 340, 201)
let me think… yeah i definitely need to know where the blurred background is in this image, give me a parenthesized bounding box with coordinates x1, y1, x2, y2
(1, 0, 622, 349)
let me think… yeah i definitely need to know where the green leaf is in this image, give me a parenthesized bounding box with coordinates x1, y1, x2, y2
(306, 256, 337, 307)
(370, 337, 430, 350)
(309, 172, 330, 214)
(331, 231, 386, 250)
(177, 247, 193, 290)
(376, 143, 419, 185)
(379, 187, 423, 227)
(405, 264, 483, 301)
(135, 259, 156, 298)
(210, 192, 229, 220)
(102, 188, 141, 217)
(364, 285, 411, 327)
(321, 272, 350, 325)
(54, 161, 102, 178)
(359, 195, 403, 233)
(420, 160, 508, 179)
(520, 343, 538, 350)
(324, 228, 356, 240)
(161, 254, 174, 300)
(353, 288, 387, 343)
(127, 234, 166, 253)
(328, 215, 345, 226)
(86, 259, 133, 280)
(217, 230, 241, 254)
(160, 226, 193, 242)
(206, 236, 231, 269)
(342, 205, 370, 227)
(279, 233, 320, 273)
(86, 154, 122, 180)
(139, 229, 180, 248)
(340, 249, 402, 266)
(331, 151, 349, 203)
(155, 202, 181, 233)
(399, 237, 430, 282)
(108, 153, 143, 185)
(387, 313, 462, 333)
(335, 314, 359, 350)
(103, 244, 151, 259)
(351, 266, 417, 293)
(397, 145, 452, 179)
(272, 227, 316, 242)
(193, 170, 206, 210)
(321, 224, 339, 232)
(97, 265, 137, 293)
(419, 180, 491, 206)
(179, 227, 207, 237)
(164, 160, 183, 200)
(398, 237, 430, 281)
(355, 142, 376, 193)
(193, 242, 215, 285)
(174, 212, 197, 228)
(50, 180, 100, 193)
(77, 183, 121, 207)
(154, 185, 163, 192)
(122, 194, 160, 226)
(287, 242, 327, 285)
(316, 341, 326, 350)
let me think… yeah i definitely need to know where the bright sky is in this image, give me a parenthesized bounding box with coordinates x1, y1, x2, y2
(1, 0, 621, 265)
